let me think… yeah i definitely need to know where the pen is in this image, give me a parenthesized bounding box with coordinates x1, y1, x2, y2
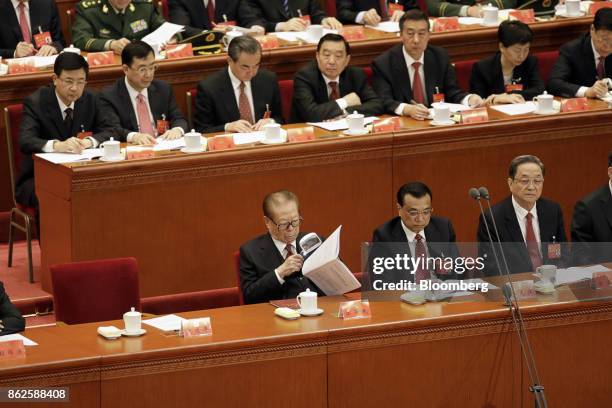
(263, 103, 271, 119)
(223, 14, 228, 23)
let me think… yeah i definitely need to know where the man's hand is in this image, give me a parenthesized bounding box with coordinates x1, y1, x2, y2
(322, 17, 342, 30)
(489, 93, 525, 105)
(467, 5, 483, 17)
(343, 92, 362, 107)
(54, 137, 84, 153)
(160, 128, 182, 140)
(277, 254, 304, 278)
(390, 10, 405, 22)
(252, 118, 273, 131)
(79, 138, 94, 149)
(363, 8, 381, 26)
(0, 321, 4, 330)
(278, 18, 308, 32)
(225, 120, 253, 133)
(468, 94, 484, 108)
(249, 25, 266, 36)
(402, 103, 429, 120)
(110, 38, 131, 55)
(15, 41, 35, 57)
(131, 132, 157, 145)
(36, 44, 58, 56)
(585, 80, 609, 99)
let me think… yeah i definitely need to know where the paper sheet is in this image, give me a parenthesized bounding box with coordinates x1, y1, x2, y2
(307, 116, 377, 131)
(490, 102, 537, 116)
(0, 333, 38, 346)
(553, 265, 611, 286)
(142, 22, 184, 45)
(232, 131, 265, 145)
(272, 29, 337, 44)
(36, 148, 104, 164)
(143, 314, 186, 331)
(33, 55, 58, 68)
(153, 136, 187, 151)
(367, 22, 400, 33)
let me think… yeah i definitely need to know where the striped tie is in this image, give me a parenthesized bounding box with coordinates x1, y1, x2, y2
(282, 0, 289, 16)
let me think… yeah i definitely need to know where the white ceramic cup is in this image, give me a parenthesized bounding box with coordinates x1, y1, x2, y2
(565, 0, 581, 16)
(537, 264, 557, 284)
(222, 30, 243, 47)
(102, 138, 121, 159)
(533, 92, 554, 113)
(431, 102, 451, 123)
(307, 24, 324, 42)
(184, 129, 202, 150)
(346, 111, 365, 133)
(123, 307, 141, 334)
(483, 5, 499, 25)
(62, 44, 81, 54)
(263, 122, 281, 140)
(296, 288, 318, 313)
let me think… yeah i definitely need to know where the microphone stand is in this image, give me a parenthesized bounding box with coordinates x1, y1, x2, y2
(471, 187, 548, 408)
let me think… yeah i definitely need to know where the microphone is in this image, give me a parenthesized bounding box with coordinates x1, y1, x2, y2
(298, 232, 322, 258)
(478, 186, 490, 200)
(468, 187, 480, 200)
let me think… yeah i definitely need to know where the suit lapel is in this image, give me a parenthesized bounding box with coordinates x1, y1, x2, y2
(392, 47, 413, 104)
(43, 86, 68, 139)
(117, 79, 139, 130)
(493, 53, 506, 91)
(536, 200, 554, 243)
(423, 48, 436, 106)
(251, 74, 265, 120)
(602, 188, 612, 232)
(223, 69, 241, 120)
(582, 34, 598, 81)
(29, 0, 41, 36)
(260, 234, 285, 271)
(147, 81, 161, 121)
(503, 200, 525, 243)
(3, 0, 23, 42)
(72, 94, 88, 135)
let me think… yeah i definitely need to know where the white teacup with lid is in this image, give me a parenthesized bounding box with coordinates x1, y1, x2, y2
(346, 111, 365, 134)
(184, 129, 205, 152)
(296, 288, 318, 314)
(62, 44, 81, 54)
(431, 102, 451, 123)
(565, 0, 581, 16)
(533, 91, 554, 113)
(123, 307, 142, 334)
(482, 4, 499, 26)
(102, 137, 121, 160)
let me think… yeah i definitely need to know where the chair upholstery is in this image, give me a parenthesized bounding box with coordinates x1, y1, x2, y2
(233, 250, 245, 305)
(141, 287, 240, 315)
(51, 257, 141, 324)
(158, 0, 169, 19)
(186, 88, 198, 130)
(452, 59, 476, 93)
(279, 79, 294, 124)
(325, 0, 336, 17)
(535, 50, 559, 84)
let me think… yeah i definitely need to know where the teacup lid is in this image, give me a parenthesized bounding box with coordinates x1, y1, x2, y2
(483, 3, 497, 9)
(538, 91, 552, 98)
(300, 288, 317, 297)
(185, 129, 202, 137)
(124, 307, 140, 317)
(347, 110, 363, 118)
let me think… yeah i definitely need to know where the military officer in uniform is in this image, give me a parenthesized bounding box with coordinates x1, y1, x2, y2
(516, 0, 558, 17)
(72, 0, 171, 54)
(427, 0, 514, 17)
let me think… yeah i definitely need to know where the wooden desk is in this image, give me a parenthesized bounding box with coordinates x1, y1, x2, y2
(1, 282, 611, 407)
(34, 101, 612, 296)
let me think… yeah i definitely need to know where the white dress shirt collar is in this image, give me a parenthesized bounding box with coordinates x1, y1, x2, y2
(11, 0, 28, 12)
(402, 46, 425, 68)
(400, 218, 426, 243)
(321, 73, 340, 85)
(124, 76, 149, 101)
(228, 66, 251, 90)
(55, 91, 75, 118)
(511, 195, 538, 222)
(271, 236, 297, 258)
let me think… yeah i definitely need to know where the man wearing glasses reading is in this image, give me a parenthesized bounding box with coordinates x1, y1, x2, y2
(100, 40, 187, 144)
(239, 190, 323, 304)
(477, 155, 567, 276)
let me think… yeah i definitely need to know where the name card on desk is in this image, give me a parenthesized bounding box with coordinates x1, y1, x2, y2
(589, 1, 612, 15)
(208, 135, 236, 151)
(126, 146, 154, 159)
(339, 26, 365, 41)
(0, 340, 25, 360)
(7, 58, 36, 74)
(591, 271, 612, 289)
(387, 2, 404, 16)
(509, 9, 536, 23)
(561, 97, 588, 112)
(287, 126, 316, 142)
(88, 51, 115, 67)
(180, 317, 212, 337)
(433, 17, 460, 32)
(460, 107, 489, 123)
(256, 36, 280, 50)
(166, 43, 194, 59)
(339, 300, 371, 320)
(373, 117, 400, 133)
(505, 280, 536, 300)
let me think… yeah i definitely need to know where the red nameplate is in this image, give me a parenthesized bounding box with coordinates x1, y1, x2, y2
(181, 317, 212, 337)
(299, 15, 311, 25)
(126, 147, 154, 159)
(509, 9, 536, 23)
(339, 26, 366, 41)
(506, 83, 524, 92)
(88, 51, 114, 67)
(432, 93, 445, 103)
(561, 97, 588, 112)
(77, 131, 93, 140)
(547, 242, 561, 259)
(287, 126, 316, 142)
(460, 107, 489, 123)
(590, 2, 612, 15)
(208, 135, 236, 151)
(0, 340, 26, 360)
(156, 119, 169, 135)
(373, 117, 401, 133)
(256, 35, 280, 50)
(506, 280, 536, 300)
(433, 17, 460, 32)
(7, 58, 36, 74)
(33, 31, 52, 49)
(339, 300, 371, 320)
(592, 272, 612, 289)
(387, 2, 404, 16)
(166, 43, 193, 59)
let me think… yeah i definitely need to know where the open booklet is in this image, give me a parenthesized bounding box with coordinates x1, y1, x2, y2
(302, 225, 361, 295)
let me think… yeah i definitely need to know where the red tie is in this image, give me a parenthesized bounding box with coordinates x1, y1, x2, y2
(18, 2, 31, 44)
(525, 213, 542, 270)
(412, 62, 425, 105)
(136, 94, 155, 136)
(328, 81, 339, 101)
(285, 244, 294, 259)
(207, 0, 215, 24)
(596, 57, 605, 80)
(238, 82, 254, 124)
(414, 233, 429, 283)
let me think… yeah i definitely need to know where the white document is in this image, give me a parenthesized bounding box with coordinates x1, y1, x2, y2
(153, 136, 186, 151)
(232, 131, 265, 145)
(458, 17, 483, 25)
(554, 265, 611, 286)
(367, 21, 400, 33)
(36, 148, 104, 164)
(307, 116, 377, 131)
(33, 55, 58, 68)
(143, 314, 186, 331)
(271, 32, 301, 42)
(302, 225, 361, 295)
(273, 29, 337, 44)
(0, 333, 38, 346)
(142, 22, 184, 45)
(490, 102, 537, 116)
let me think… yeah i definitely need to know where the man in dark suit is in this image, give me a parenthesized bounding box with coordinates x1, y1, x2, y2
(372, 10, 482, 119)
(336, 0, 417, 25)
(239, 190, 323, 304)
(241, 0, 342, 32)
(0, 0, 64, 58)
(477, 155, 568, 276)
(548, 8, 612, 99)
(571, 152, 612, 265)
(0, 282, 25, 335)
(194, 36, 282, 134)
(100, 41, 187, 144)
(17, 53, 113, 211)
(291, 33, 383, 122)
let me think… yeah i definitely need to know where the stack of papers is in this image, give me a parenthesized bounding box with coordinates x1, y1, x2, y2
(142, 22, 184, 45)
(367, 22, 400, 33)
(143, 314, 186, 331)
(307, 116, 377, 131)
(272, 29, 337, 44)
(232, 131, 265, 145)
(36, 148, 104, 164)
(0, 333, 38, 346)
(33, 55, 58, 68)
(490, 102, 537, 116)
(554, 265, 610, 286)
(152, 136, 186, 151)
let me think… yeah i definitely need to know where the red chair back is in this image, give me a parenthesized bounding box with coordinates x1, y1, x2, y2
(233, 251, 245, 305)
(4, 105, 24, 205)
(158, 0, 169, 19)
(417, 0, 428, 15)
(452, 59, 476, 93)
(141, 287, 240, 315)
(535, 50, 559, 84)
(325, 0, 336, 16)
(279, 79, 294, 124)
(51, 257, 141, 324)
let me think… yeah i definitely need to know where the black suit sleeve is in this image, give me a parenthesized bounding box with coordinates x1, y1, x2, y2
(519, 57, 545, 101)
(336, 0, 360, 23)
(349, 69, 384, 117)
(292, 70, 344, 122)
(19, 96, 54, 154)
(166, 86, 189, 132)
(49, 1, 65, 52)
(371, 57, 401, 114)
(0, 283, 25, 335)
(98, 93, 132, 141)
(241, 0, 275, 32)
(469, 61, 490, 99)
(239, 246, 284, 304)
(306, 0, 327, 24)
(168, 0, 202, 38)
(193, 80, 226, 134)
(548, 46, 581, 98)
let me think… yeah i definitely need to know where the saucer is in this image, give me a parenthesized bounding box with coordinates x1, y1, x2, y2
(430, 120, 455, 126)
(342, 128, 370, 136)
(535, 282, 555, 294)
(260, 134, 288, 145)
(533, 109, 556, 115)
(99, 155, 125, 162)
(555, 10, 585, 18)
(120, 328, 147, 337)
(180, 146, 204, 153)
(298, 308, 324, 317)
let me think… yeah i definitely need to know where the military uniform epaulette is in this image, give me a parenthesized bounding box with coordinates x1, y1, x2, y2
(80, 0, 102, 9)
(132, 0, 154, 3)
